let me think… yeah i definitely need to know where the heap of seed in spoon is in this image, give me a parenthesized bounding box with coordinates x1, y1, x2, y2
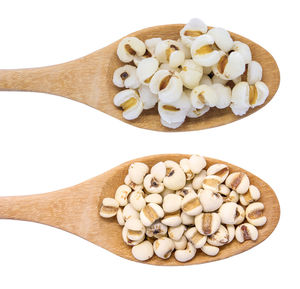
(99, 155, 267, 262)
(112, 18, 269, 129)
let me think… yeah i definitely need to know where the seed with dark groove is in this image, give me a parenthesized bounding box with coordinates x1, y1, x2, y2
(241, 64, 248, 81)
(230, 173, 244, 189)
(241, 225, 251, 240)
(248, 209, 263, 219)
(125, 44, 136, 55)
(249, 85, 258, 105)
(159, 75, 172, 90)
(202, 213, 212, 235)
(120, 72, 129, 80)
(184, 30, 203, 37)
(168, 170, 175, 177)
(144, 49, 152, 58)
(162, 105, 180, 112)
(217, 55, 228, 74)
(151, 178, 159, 188)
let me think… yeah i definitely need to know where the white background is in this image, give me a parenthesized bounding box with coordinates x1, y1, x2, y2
(0, 0, 298, 288)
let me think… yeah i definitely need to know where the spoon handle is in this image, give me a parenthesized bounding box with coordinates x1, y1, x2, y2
(0, 188, 94, 234)
(0, 62, 88, 103)
(0, 48, 108, 109)
(0, 193, 56, 223)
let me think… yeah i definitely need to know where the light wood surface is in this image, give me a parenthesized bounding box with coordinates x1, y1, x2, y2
(0, 154, 280, 266)
(0, 25, 280, 132)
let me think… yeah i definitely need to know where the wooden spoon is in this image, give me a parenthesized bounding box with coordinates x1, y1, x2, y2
(0, 154, 280, 265)
(0, 24, 280, 132)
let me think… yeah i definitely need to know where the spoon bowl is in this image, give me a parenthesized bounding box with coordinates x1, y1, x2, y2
(0, 24, 280, 132)
(0, 154, 280, 265)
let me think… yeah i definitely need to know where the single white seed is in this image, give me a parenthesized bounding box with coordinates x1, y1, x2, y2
(201, 243, 220, 256)
(247, 61, 262, 85)
(187, 105, 210, 119)
(128, 162, 149, 185)
(143, 174, 164, 194)
(146, 221, 168, 238)
(180, 18, 208, 48)
(122, 226, 143, 246)
(132, 240, 154, 261)
(181, 211, 195, 225)
(163, 194, 182, 213)
(245, 202, 267, 227)
(152, 71, 184, 104)
(115, 184, 131, 206)
(190, 84, 218, 108)
(202, 175, 222, 193)
(153, 237, 175, 259)
(168, 224, 186, 241)
(136, 57, 159, 85)
(211, 83, 231, 109)
(161, 210, 182, 227)
(191, 34, 220, 67)
(140, 203, 164, 226)
(174, 242, 197, 262)
(100, 198, 119, 218)
(225, 172, 250, 194)
(125, 218, 145, 241)
(160, 118, 184, 129)
(195, 212, 221, 236)
(117, 37, 146, 63)
(218, 202, 245, 225)
(235, 223, 258, 243)
(198, 189, 223, 212)
(124, 174, 143, 191)
(123, 203, 139, 221)
(163, 161, 186, 190)
(212, 51, 245, 81)
(138, 85, 158, 110)
(176, 186, 195, 198)
(227, 224, 235, 243)
(113, 65, 140, 89)
(218, 202, 238, 224)
(192, 170, 207, 190)
(180, 59, 203, 89)
(174, 236, 188, 250)
(113, 89, 143, 120)
(181, 191, 203, 216)
(232, 41, 252, 64)
(235, 205, 245, 225)
(230, 81, 269, 115)
(117, 208, 125, 226)
(180, 158, 194, 180)
(189, 155, 206, 174)
(207, 27, 233, 52)
(184, 227, 207, 248)
(155, 40, 185, 68)
(158, 92, 191, 124)
(151, 162, 167, 182)
(129, 190, 146, 211)
(145, 193, 163, 204)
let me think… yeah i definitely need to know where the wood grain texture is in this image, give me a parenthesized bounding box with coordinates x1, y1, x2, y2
(0, 154, 280, 266)
(0, 24, 280, 132)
